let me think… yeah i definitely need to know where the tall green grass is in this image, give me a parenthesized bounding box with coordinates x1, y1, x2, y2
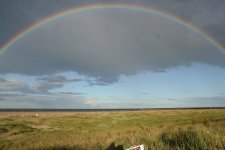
(0, 109, 224, 150)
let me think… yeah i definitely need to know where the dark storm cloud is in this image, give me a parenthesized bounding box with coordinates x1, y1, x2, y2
(0, 9, 225, 84)
(165, 0, 225, 44)
(113, 0, 225, 44)
(0, 0, 105, 45)
(1, 0, 225, 45)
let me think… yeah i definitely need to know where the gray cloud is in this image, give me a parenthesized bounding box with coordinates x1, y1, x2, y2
(0, 77, 31, 93)
(1, 0, 225, 45)
(32, 82, 64, 93)
(58, 92, 83, 95)
(33, 75, 83, 93)
(85, 78, 112, 86)
(37, 74, 82, 83)
(0, 75, 80, 94)
(0, 75, 88, 108)
(1, 9, 225, 84)
(120, 0, 225, 44)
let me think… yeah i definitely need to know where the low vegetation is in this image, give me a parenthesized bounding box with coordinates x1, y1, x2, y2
(0, 109, 224, 150)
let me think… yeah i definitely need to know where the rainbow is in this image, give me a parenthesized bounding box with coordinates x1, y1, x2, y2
(0, 3, 225, 54)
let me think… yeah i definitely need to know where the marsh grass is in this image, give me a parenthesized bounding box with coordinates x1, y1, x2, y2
(0, 109, 224, 150)
(0, 127, 8, 134)
(161, 127, 218, 150)
(0, 123, 37, 135)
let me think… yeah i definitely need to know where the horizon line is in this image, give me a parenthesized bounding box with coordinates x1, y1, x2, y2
(0, 107, 224, 112)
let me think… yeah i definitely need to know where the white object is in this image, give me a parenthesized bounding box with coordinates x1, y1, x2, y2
(126, 144, 144, 150)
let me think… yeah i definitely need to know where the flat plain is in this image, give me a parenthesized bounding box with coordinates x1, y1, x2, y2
(0, 109, 225, 150)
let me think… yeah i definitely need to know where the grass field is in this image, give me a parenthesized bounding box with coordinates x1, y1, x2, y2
(0, 109, 225, 150)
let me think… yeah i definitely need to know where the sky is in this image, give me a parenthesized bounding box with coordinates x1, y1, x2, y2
(0, 0, 225, 108)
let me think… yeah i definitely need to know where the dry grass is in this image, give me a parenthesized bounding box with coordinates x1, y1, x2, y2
(0, 109, 224, 150)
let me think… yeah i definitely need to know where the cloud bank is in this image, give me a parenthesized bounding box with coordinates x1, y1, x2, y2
(0, 75, 92, 108)
(0, 8, 225, 85)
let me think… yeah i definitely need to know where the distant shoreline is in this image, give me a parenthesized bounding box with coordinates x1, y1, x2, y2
(0, 107, 224, 112)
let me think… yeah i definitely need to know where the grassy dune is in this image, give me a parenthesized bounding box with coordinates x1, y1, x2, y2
(0, 109, 225, 150)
